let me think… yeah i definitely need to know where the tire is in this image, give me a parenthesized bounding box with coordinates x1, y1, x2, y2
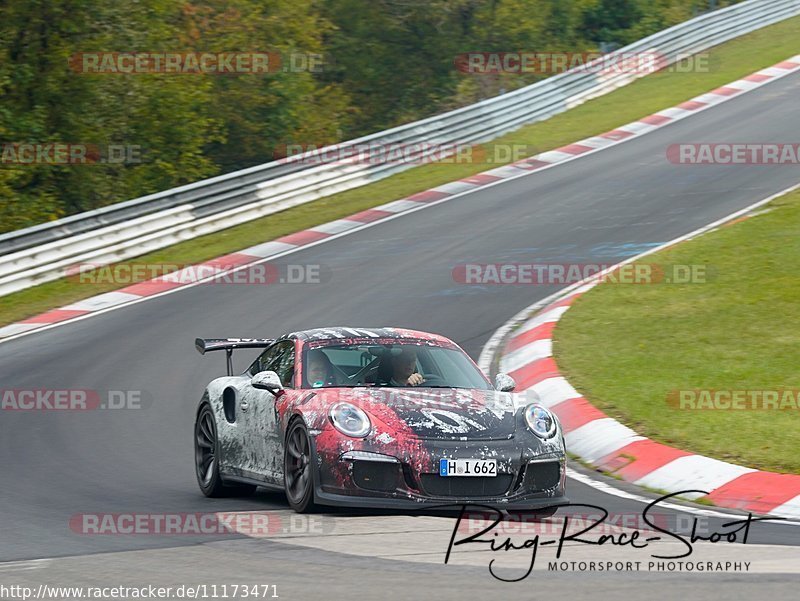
(195, 404, 256, 497)
(283, 419, 318, 513)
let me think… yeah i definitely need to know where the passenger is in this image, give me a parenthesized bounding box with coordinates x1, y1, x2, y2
(306, 350, 338, 388)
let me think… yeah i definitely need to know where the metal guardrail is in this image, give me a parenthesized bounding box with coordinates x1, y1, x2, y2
(1, 0, 798, 296)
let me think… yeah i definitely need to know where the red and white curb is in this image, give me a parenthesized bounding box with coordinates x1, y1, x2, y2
(2, 55, 799, 343)
(482, 181, 800, 521)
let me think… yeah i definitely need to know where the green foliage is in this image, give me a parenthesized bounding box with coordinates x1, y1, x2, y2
(0, 0, 743, 233)
(0, 0, 223, 228)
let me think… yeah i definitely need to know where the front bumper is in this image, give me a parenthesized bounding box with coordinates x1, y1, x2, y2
(312, 435, 568, 511)
(314, 489, 569, 512)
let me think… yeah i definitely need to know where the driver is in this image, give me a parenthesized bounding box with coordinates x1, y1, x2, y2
(385, 348, 424, 387)
(306, 349, 339, 388)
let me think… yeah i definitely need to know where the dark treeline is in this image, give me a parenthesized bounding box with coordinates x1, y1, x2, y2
(0, 0, 736, 233)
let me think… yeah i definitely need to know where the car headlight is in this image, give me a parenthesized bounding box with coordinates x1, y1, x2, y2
(329, 403, 371, 438)
(524, 404, 557, 438)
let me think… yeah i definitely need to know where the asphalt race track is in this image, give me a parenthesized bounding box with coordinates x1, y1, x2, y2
(1, 70, 799, 598)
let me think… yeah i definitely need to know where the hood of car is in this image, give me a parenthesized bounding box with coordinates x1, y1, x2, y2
(318, 387, 517, 441)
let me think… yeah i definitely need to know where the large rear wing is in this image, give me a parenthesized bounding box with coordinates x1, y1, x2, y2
(195, 338, 275, 375)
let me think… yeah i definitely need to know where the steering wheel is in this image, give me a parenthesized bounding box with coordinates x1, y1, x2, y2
(418, 373, 446, 387)
(347, 358, 380, 385)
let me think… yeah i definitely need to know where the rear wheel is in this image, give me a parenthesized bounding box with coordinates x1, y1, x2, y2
(284, 419, 317, 512)
(195, 404, 256, 497)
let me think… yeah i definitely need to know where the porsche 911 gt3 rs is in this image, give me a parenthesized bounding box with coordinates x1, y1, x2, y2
(193, 327, 567, 513)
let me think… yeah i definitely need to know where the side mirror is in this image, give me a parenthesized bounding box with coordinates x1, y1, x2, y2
(494, 373, 516, 392)
(251, 370, 284, 394)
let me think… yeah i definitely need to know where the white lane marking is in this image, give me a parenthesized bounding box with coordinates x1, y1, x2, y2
(3, 62, 800, 347)
(760, 66, 793, 77)
(432, 181, 479, 195)
(0, 559, 50, 572)
(693, 92, 730, 104)
(499, 339, 552, 373)
(482, 164, 531, 178)
(634, 456, 757, 500)
(565, 419, 645, 463)
(0, 323, 48, 337)
(239, 240, 297, 258)
(514, 306, 569, 336)
(527, 377, 582, 408)
(726, 79, 762, 91)
(615, 121, 659, 134)
(61, 291, 143, 312)
(566, 467, 800, 525)
(771, 494, 800, 520)
(571, 136, 616, 149)
(534, 150, 576, 162)
(378, 199, 424, 213)
(571, 282, 598, 296)
(309, 219, 363, 235)
(656, 107, 693, 119)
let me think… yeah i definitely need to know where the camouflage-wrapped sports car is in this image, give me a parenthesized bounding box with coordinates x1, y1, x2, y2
(194, 327, 567, 513)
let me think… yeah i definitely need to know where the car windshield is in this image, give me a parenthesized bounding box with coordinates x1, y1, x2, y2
(302, 338, 492, 390)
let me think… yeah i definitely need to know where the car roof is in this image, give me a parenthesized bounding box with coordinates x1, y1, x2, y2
(285, 326, 453, 345)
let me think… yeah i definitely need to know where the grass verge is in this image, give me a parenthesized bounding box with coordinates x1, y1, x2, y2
(3, 15, 800, 326)
(554, 189, 800, 474)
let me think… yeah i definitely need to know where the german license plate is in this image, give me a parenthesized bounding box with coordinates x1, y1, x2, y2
(439, 458, 497, 477)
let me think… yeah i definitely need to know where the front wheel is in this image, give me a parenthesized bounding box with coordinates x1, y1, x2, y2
(195, 404, 256, 497)
(283, 419, 317, 513)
